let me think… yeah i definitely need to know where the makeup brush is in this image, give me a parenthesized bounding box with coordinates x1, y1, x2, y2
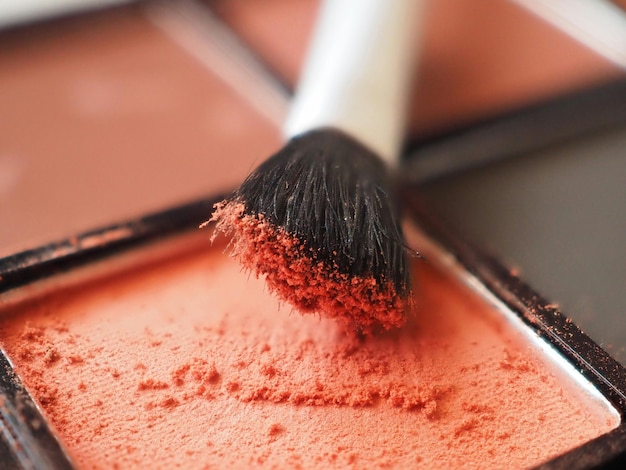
(211, 0, 421, 333)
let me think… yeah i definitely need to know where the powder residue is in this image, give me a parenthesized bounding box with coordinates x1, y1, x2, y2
(210, 200, 408, 333)
(0, 241, 618, 469)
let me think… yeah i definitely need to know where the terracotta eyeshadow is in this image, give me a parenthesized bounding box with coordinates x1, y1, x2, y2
(0, 7, 280, 255)
(0, 232, 618, 469)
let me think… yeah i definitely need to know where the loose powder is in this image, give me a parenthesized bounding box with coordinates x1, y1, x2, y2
(0, 240, 619, 468)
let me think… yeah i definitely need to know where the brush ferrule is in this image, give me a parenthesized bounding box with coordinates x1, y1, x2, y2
(283, 0, 422, 165)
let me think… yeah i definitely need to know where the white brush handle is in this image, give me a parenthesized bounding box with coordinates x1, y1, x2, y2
(283, 0, 422, 165)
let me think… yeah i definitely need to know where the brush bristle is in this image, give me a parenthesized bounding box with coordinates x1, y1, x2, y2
(211, 129, 411, 332)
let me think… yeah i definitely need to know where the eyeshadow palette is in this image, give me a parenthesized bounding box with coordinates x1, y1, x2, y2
(1, 1, 626, 468)
(0, 190, 623, 469)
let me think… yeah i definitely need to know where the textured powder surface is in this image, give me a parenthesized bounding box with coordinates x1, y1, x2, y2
(211, 201, 408, 333)
(0, 242, 619, 469)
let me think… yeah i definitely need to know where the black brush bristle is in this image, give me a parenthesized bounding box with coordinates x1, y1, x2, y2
(233, 128, 410, 295)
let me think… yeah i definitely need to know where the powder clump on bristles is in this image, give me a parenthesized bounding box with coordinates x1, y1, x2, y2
(210, 201, 408, 333)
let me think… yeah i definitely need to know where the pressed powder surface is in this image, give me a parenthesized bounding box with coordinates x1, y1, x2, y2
(0, 237, 619, 469)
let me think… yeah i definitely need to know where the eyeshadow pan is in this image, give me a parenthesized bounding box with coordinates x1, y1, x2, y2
(0, 225, 619, 468)
(0, 4, 281, 255)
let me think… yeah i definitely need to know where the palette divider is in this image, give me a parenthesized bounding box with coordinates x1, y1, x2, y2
(402, 77, 626, 184)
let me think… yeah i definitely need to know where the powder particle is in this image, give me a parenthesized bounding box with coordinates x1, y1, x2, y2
(0, 242, 618, 469)
(160, 397, 179, 409)
(43, 347, 60, 365)
(137, 379, 169, 391)
(173, 358, 221, 387)
(226, 381, 240, 393)
(67, 355, 85, 365)
(21, 325, 45, 341)
(268, 423, 285, 437)
(206, 364, 221, 384)
(171, 364, 190, 386)
(260, 364, 278, 378)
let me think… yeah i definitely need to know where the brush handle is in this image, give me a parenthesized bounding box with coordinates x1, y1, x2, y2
(283, 0, 422, 165)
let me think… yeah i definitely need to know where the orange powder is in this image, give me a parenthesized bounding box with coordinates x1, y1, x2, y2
(0, 239, 619, 468)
